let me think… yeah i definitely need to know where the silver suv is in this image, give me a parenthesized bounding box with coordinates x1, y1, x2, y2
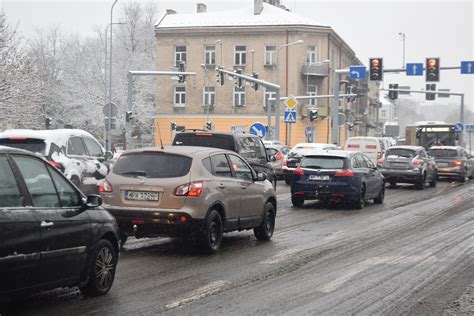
(100, 146, 277, 253)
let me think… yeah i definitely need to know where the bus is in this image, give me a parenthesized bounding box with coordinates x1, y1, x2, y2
(405, 121, 459, 149)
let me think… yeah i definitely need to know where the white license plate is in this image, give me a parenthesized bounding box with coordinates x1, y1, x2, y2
(309, 175, 330, 181)
(125, 191, 159, 201)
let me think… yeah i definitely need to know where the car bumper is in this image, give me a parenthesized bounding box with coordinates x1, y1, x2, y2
(291, 183, 359, 201)
(380, 169, 422, 184)
(437, 167, 462, 177)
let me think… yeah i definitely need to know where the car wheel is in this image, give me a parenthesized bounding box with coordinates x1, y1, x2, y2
(80, 239, 117, 297)
(389, 181, 397, 188)
(254, 202, 275, 241)
(200, 210, 223, 254)
(429, 173, 437, 187)
(354, 186, 366, 209)
(291, 195, 304, 207)
(416, 174, 426, 190)
(458, 173, 466, 183)
(284, 176, 291, 185)
(374, 184, 385, 204)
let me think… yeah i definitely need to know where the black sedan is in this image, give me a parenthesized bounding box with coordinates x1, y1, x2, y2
(290, 150, 385, 209)
(0, 146, 119, 304)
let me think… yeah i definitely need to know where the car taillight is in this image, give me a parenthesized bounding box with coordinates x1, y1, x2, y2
(275, 151, 283, 160)
(48, 160, 63, 169)
(366, 145, 377, 149)
(335, 169, 354, 177)
(411, 159, 423, 166)
(347, 144, 359, 148)
(99, 180, 113, 193)
(175, 181, 204, 197)
(451, 161, 463, 167)
(282, 159, 288, 167)
(293, 168, 304, 175)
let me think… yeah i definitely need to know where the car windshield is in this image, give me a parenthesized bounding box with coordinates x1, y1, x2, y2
(386, 148, 416, 158)
(0, 138, 46, 155)
(428, 149, 458, 158)
(113, 152, 192, 178)
(300, 156, 346, 169)
(173, 133, 235, 151)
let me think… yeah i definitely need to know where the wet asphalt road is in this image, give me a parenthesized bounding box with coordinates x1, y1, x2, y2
(7, 180, 474, 315)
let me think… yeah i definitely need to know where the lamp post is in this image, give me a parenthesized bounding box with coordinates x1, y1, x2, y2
(399, 32, 406, 68)
(201, 64, 212, 122)
(248, 49, 255, 73)
(106, 0, 119, 152)
(215, 39, 223, 66)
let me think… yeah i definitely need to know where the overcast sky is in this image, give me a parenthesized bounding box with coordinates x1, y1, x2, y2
(2, 0, 473, 114)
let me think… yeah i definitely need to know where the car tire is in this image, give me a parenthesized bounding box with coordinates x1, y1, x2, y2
(354, 186, 366, 209)
(374, 185, 385, 204)
(254, 202, 275, 241)
(429, 174, 437, 187)
(284, 176, 291, 185)
(416, 174, 426, 190)
(291, 195, 304, 207)
(200, 210, 223, 254)
(80, 239, 117, 297)
(459, 173, 466, 183)
(389, 181, 397, 188)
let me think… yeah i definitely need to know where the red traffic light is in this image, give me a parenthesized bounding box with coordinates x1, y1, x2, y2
(427, 59, 437, 67)
(371, 59, 381, 67)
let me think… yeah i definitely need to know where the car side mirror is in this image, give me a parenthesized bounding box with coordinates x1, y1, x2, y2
(255, 171, 267, 182)
(105, 151, 113, 160)
(85, 194, 102, 209)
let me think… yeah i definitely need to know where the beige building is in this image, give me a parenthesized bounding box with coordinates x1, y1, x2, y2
(154, 0, 379, 146)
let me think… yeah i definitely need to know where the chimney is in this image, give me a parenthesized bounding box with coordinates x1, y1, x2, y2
(197, 3, 207, 13)
(254, 0, 263, 15)
(166, 9, 177, 15)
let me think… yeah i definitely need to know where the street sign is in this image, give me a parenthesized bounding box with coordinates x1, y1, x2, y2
(398, 85, 411, 95)
(406, 63, 423, 76)
(460, 61, 474, 74)
(285, 95, 299, 110)
(466, 124, 474, 133)
(349, 66, 366, 80)
(284, 110, 297, 124)
(249, 122, 266, 138)
(454, 122, 464, 132)
(103, 102, 118, 117)
(438, 88, 450, 98)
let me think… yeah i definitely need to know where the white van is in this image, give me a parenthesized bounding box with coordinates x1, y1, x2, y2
(344, 137, 385, 164)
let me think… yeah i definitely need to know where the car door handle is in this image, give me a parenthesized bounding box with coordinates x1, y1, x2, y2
(40, 221, 54, 228)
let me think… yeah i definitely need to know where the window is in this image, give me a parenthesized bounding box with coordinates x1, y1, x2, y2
(264, 88, 276, 109)
(49, 168, 81, 207)
(307, 85, 317, 106)
(0, 156, 22, 207)
(175, 45, 187, 66)
(234, 45, 246, 65)
(67, 136, 87, 156)
(202, 157, 212, 174)
(205, 45, 216, 65)
(83, 137, 103, 157)
(381, 109, 387, 119)
(174, 86, 186, 106)
(234, 86, 245, 106)
(210, 154, 232, 178)
(113, 153, 192, 178)
(265, 45, 276, 65)
(13, 155, 60, 208)
(203, 86, 216, 106)
(301, 156, 345, 169)
(306, 45, 317, 64)
(228, 155, 253, 182)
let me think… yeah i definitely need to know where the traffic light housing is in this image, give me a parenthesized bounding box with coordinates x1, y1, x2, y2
(308, 109, 318, 122)
(178, 61, 186, 83)
(426, 84, 436, 101)
(125, 111, 133, 123)
(252, 72, 259, 91)
(205, 121, 212, 131)
(45, 117, 52, 129)
(388, 83, 399, 100)
(369, 58, 383, 81)
(235, 69, 242, 88)
(170, 121, 177, 130)
(426, 58, 440, 82)
(216, 66, 224, 86)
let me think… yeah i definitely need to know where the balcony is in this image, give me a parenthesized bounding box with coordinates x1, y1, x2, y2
(301, 62, 329, 77)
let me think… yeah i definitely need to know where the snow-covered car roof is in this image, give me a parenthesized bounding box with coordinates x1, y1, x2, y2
(292, 143, 337, 150)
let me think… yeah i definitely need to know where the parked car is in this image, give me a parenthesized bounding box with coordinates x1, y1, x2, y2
(0, 129, 112, 194)
(100, 146, 276, 253)
(379, 145, 437, 189)
(290, 150, 385, 209)
(0, 146, 119, 301)
(428, 146, 473, 182)
(172, 130, 277, 189)
(265, 144, 291, 179)
(282, 143, 338, 184)
(344, 136, 386, 165)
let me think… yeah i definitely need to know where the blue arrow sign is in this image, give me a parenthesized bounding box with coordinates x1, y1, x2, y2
(465, 124, 474, 133)
(454, 122, 464, 132)
(249, 122, 266, 138)
(349, 66, 366, 80)
(406, 63, 423, 76)
(284, 110, 297, 124)
(461, 61, 474, 74)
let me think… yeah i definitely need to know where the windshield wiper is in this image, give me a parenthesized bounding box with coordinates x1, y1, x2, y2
(120, 170, 149, 177)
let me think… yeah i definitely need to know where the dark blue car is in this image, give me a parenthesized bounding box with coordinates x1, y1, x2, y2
(291, 150, 385, 209)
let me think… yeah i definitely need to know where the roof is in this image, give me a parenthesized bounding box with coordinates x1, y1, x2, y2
(156, 3, 329, 29)
(0, 145, 35, 155)
(429, 146, 461, 150)
(121, 145, 231, 158)
(293, 143, 337, 149)
(388, 145, 423, 150)
(0, 129, 96, 141)
(303, 150, 353, 158)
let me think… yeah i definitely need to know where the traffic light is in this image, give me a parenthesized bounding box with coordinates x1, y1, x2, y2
(252, 72, 259, 91)
(426, 84, 436, 101)
(388, 83, 399, 100)
(215, 66, 224, 86)
(369, 58, 383, 81)
(170, 121, 177, 130)
(308, 109, 318, 122)
(205, 121, 212, 131)
(348, 123, 355, 131)
(426, 58, 440, 82)
(177, 61, 186, 83)
(125, 111, 133, 123)
(235, 69, 242, 88)
(45, 117, 52, 129)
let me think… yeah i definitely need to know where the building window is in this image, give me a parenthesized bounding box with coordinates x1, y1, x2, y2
(175, 45, 187, 66)
(265, 45, 276, 66)
(234, 86, 245, 106)
(381, 109, 387, 119)
(234, 45, 246, 65)
(264, 88, 276, 108)
(307, 45, 317, 64)
(307, 85, 317, 106)
(205, 45, 216, 65)
(203, 86, 216, 106)
(174, 86, 186, 106)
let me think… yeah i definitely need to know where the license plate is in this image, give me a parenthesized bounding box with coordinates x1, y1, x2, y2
(309, 175, 330, 181)
(125, 191, 159, 201)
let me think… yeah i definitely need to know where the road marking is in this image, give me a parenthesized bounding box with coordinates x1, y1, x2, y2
(260, 248, 301, 264)
(165, 280, 230, 309)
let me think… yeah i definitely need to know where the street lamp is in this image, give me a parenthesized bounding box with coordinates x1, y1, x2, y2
(215, 39, 223, 66)
(106, 0, 119, 152)
(398, 32, 406, 68)
(201, 64, 212, 122)
(248, 49, 255, 73)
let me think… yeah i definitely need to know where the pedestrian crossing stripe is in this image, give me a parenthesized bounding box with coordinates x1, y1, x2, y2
(284, 110, 297, 123)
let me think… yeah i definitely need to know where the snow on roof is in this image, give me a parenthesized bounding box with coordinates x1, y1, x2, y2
(156, 3, 329, 29)
(0, 129, 95, 141)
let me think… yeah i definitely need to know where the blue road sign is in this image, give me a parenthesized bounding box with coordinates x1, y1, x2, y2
(284, 110, 297, 124)
(406, 63, 423, 76)
(249, 122, 266, 138)
(349, 66, 366, 80)
(461, 61, 474, 74)
(454, 122, 464, 132)
(465, 124, 474, 133)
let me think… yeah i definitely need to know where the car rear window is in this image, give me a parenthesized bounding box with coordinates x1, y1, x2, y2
(173, 133, 235, 151)
(113, 152, 192, 178)
(0, 138, 46, 155)
(428, 149, 458, 158)
(386, 148, 416, 158)
(300, 156, 346, 169)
